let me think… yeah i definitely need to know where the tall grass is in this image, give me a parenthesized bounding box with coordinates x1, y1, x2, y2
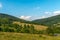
(0, 32, 60, 40)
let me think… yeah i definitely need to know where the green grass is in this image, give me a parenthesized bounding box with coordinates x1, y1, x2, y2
(0, 32, 60, 40)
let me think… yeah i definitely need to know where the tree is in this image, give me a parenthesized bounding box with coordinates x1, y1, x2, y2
(0, 27, 3, 31)
(46, 25, 56, 36)
(22, 24, 30, 33)
(8, 28, 15, 32)
(29, 25, 35, 33)
(16, 25, 22, 32)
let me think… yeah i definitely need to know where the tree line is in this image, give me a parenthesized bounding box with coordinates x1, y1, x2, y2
(0, 23, 60, 36)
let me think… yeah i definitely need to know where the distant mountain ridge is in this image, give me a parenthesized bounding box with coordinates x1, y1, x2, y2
(32, 15, 60, 26)
(0, 13, 60, 27)
(0, 13, 30, 23)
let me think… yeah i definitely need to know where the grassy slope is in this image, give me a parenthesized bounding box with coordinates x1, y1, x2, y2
(13, 22, 47, 30)
(0, 32, 60, 40)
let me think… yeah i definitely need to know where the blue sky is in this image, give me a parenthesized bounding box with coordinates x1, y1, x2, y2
(0, 0, 60, 20)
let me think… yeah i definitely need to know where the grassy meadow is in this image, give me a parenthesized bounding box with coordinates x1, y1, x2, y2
(13, 22, 47, 30)
(0, 32, 60, 40)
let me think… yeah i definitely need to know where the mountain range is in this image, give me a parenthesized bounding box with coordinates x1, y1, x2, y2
(32, 15, 60, 26)
(0, 13, 60, 27)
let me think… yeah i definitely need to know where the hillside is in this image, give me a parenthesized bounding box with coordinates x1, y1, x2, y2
(0, 13, 30, 23)
(32, 15, 60, 26)
(0, 13, 47, 34)
(13, 22, 47, 30)
(0, 13, 37, 25)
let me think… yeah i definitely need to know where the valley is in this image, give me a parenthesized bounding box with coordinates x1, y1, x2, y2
(0, 13, 60, 40)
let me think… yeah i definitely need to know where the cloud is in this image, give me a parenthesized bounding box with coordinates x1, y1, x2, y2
(33, 16, 47, 20)
(53, 10, 60, 15)
(45, 12, 50, 14)
(20, 16, 31, 20)
(19, 10, 60, 20)
(19, 16, 48, 20)
(44, 11, 60, 16)
(39, 16, 46, 19)
(0, 3, 2, 8)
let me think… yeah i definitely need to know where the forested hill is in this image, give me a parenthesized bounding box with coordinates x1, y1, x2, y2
(32, 15, 60, 26)
(0, 13, 30, 23)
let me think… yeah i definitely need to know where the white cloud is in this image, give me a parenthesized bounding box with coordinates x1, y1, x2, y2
(0, 3, 2, 8)
(39, 16, 46, 19)
(53, 10, 60, 15)
(45, 12, 50, 14)
(33, 16, 47, 20)
(20, 16, 31, 20)
(19, 10, 60, 20)
(19, 16, 48, 20)
(44, 11, 60, 16)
